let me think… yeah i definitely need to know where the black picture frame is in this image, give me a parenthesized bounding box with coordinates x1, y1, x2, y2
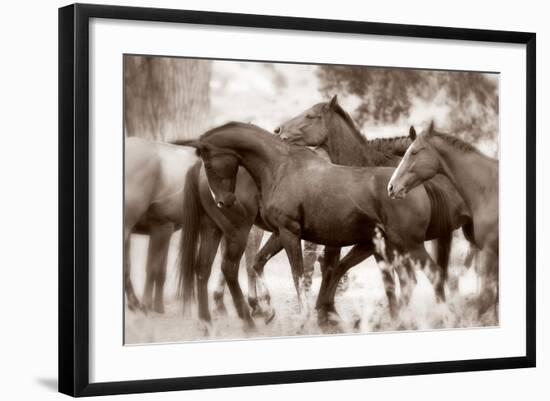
(58, 3, 536, 397)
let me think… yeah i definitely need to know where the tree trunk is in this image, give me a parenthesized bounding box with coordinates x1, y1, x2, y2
(124, 56, 212, 142)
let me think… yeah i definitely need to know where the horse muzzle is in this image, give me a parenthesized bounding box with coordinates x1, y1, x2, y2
(215, 193, 236, 208)
(387, 182, 407, 199)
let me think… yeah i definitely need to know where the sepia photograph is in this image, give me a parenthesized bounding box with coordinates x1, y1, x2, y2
(123, 55, 499, 345)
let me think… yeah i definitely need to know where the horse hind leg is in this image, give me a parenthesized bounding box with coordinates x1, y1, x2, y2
(195, 218, 222, 333)
(475, 247, 499, 323)
(315, 246, 345, 325)
(142, 223, 173, 313)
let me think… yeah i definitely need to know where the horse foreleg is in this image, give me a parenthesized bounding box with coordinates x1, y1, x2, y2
(302, 241, 320, 294)
(221, 234, 255, 331)
(252, 233, 282, 323)
(244, 226, 263, 317)
(143, 223, 173, 313)
(278, 227, 310, 330)
(196, 218, 222, 330)
(212, 270, 227, 316)
(406, 244, 445, 303)
(124, 233, 143, 313)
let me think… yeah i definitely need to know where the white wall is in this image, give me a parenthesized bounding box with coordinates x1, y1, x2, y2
(0, 0, 546, 399)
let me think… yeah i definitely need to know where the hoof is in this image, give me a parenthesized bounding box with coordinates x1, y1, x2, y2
(127, 298, 146, 314)
(213, 292, 227, 315)
(317, 308, 343, 333)
(215, 306, 227, 317)
(243, 319, 257, 334)
(200, 320, 217, 337)
(214, 302, 228, 316)
(264, 308, 276, 325)
(327, 311, 342, 326)
(251, 305, 264, 318)
(153, 304, 165, 314)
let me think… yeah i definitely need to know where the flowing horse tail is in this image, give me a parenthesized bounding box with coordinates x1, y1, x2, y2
(424, 180, 453, 287)
(177, 161, 202, 314)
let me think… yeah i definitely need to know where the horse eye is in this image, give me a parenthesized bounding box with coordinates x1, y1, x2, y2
(306, 114, 316, 119)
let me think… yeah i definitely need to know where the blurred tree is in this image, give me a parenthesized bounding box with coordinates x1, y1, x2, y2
(317, 66, 498, 143)
(124, 56, 212, 141)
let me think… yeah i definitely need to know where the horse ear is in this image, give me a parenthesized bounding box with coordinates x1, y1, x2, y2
(329, 94, 339, 109)
(409, 126, 417, 140)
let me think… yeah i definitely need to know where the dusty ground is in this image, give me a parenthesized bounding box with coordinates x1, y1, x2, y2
(125, 231, 496, 345)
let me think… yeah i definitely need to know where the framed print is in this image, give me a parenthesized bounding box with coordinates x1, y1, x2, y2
(58, 3, 536, 397)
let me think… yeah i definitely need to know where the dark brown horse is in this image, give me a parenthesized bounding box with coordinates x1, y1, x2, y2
(274, 97, 473, 318)
(388, 123, 499, 318)
(177, 161, 268, 332)
(182, 122, 454, 327)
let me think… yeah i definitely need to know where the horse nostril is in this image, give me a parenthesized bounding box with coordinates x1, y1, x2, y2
(388, 183, 393, 193)
(274, 127, 281, 134)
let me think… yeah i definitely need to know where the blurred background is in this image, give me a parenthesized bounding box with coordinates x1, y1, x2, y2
(124, 56, 499, 155)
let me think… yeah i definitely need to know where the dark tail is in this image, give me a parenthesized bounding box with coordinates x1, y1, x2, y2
(424, 180, 453, 283)
(177, 161, 202, 313)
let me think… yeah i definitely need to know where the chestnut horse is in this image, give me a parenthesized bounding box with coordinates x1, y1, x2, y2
(388, 123, 499, 318)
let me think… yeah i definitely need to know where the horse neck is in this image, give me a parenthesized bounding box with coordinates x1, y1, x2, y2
(433, 138, 498, 212)
(325, 115, 399, 167)
(212, 128, 285, 191)
(324, 115, 371, 166)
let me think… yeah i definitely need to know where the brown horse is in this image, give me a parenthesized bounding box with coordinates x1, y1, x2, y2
(124, 137, 263, 322)
(388, 123, 499, 318)
(181, 122, 454, 327)
(274, 96, 473, 317)
(177, 159, 277, 332)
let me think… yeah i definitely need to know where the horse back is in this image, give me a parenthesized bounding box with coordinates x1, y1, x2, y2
(125, 137, 199, 230)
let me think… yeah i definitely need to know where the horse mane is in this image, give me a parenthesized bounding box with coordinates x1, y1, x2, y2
(430, 130, 480, 155)
(326, 102, 400, 167)
(331, 103, 368, 146)
(367, 136, 412, 157)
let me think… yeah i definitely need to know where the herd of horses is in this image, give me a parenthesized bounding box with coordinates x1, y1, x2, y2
(124, 95, 499, 335)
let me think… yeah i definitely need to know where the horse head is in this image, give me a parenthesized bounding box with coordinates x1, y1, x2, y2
(388, 122, 441, 199)
(179, 140, 240, 209)
(274, 95, 343, 146)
